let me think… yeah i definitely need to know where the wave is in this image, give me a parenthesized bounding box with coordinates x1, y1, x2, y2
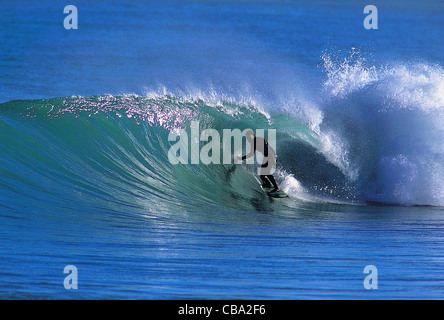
(319, 49, 444, 206)
(0, 53, 443, 210)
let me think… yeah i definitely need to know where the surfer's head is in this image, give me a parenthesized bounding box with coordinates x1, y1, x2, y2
(246, 129, 255, 142)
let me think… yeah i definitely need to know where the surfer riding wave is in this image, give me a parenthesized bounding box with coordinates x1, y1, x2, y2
(237, 130, 280, 193)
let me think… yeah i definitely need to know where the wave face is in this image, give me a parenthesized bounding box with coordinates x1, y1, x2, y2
(0, 94, 296, 218)
(1, 56, 443, 210)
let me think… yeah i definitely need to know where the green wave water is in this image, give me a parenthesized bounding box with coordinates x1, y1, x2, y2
(0, 95, 323, 219)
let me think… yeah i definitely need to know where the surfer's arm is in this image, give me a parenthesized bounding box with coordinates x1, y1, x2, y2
(238, 148, 254, 161)
(237, 143, 255, 161)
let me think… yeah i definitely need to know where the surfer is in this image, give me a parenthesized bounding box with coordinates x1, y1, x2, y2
(237, 130, 280, 193)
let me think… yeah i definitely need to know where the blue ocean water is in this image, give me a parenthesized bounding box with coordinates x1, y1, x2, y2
(1, 0, 443, 299)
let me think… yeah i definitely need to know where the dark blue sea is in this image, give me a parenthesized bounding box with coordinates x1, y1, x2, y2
(1, 0, 443, 299)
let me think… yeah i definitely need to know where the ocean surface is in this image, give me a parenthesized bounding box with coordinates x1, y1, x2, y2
(1, 0, 443, 299)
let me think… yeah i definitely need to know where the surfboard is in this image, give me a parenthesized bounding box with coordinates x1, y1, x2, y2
(262, 186, 289, 198)
(267, 190, 289, 198)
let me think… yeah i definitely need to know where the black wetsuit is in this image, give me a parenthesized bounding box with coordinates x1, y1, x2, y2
(242, 137, 279, 192)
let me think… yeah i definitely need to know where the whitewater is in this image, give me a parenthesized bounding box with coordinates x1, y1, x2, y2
(1, 0, 443, 299)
